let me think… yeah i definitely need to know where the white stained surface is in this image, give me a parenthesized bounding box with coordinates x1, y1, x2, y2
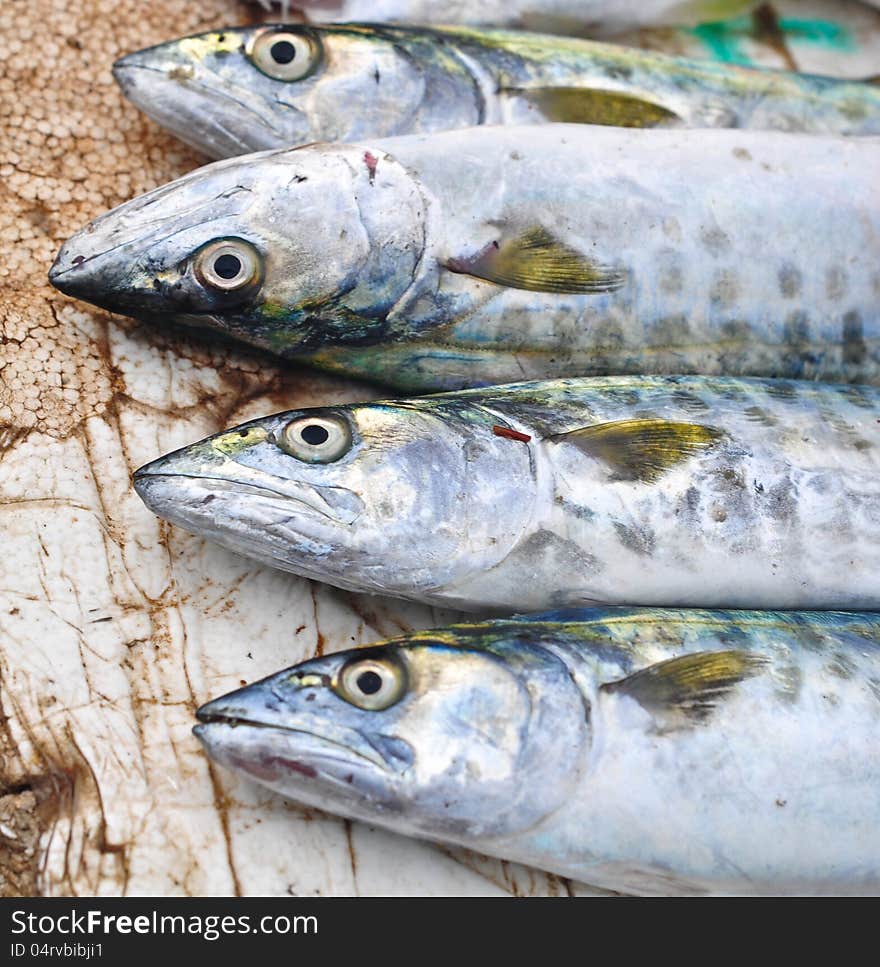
(0, 0, 876, 897)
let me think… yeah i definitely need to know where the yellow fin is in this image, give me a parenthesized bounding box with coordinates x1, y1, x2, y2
(550, 419, 722, 482)
(604, 650, 767, 729)
(445, 227, 626, 295)
(520, 87, 681, 129)
(673, 0, 759, 21)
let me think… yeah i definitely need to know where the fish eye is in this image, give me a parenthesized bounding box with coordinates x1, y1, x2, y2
(194, 239, 261, 293)
(336, 656, 406, 711)
(278, 414, 353, 464)
(248, 29, 319, 82)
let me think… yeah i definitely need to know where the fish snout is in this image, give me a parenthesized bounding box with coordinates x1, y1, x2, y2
(194, 669, 401, 777)
(112, 45, 203, 108)
(194, 675, 336, 751)
(196, 683, 272, 728)
(135, 439, 220, 474)
(113, 45, 289, 157)
(48, 234, 115, 302)
(49, 216, 159, 313)
(133, 440, 363, 526)
(111, 50, 156, 95)
(132, 442, 225, 502)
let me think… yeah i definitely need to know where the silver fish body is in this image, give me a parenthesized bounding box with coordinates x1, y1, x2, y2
(112, 23, 880, 160)
(133, 376, 880, 612)
(50, 125, 880, 392)
(195, 607, 880, 895)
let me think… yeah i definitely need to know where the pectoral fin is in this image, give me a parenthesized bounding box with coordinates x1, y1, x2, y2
(549, 419, 723, 482)
(518, 86, 681, 129)
(604, 650, 768, 730)
(445, 227, 626, 295)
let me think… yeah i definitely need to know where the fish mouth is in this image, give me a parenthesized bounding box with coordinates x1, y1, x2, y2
(195, 717, 381, 764)
(48, 250, 86, 295)
(133, 464, 364, 532)
(194, 714, 385, 769)
(132, 456, 370, 584)
(48, 242, 122, 300)
(113, 52, 292, 158)
(193, 717, 405, 822)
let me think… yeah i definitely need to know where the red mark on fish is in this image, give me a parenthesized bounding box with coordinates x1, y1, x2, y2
(282, 758, 318, 779)
(364, 151, 378, 185)
(493, 425, 532, 443)
(230, 750, 317, 782)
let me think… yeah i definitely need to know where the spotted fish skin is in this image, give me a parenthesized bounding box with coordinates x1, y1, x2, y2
(50, 125, 880, 392)
(133, 375, 880, 612)
(112, 22, 880, 160)
(195, 607, 880, 895)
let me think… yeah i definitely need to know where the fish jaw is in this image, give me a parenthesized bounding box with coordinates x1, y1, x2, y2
(113, 38, 294, 159)
(194, 721, 403, 820)
(132, 436, 368, 586)
(131, 467, 356, 566)
(195, 660, 412, 819)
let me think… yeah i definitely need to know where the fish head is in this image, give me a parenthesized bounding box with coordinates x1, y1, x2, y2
(195, 625, 589, 838)
(133, 399, 537, 599)
(49, 143, 425, 354)
(112, 24, 478, 159)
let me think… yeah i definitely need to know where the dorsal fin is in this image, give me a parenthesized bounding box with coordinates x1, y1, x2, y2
(549, 419, 723, 482)
(603, 650, 768, 730)
(445, 227, 626, 295)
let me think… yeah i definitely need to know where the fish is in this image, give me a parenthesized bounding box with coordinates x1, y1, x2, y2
(132, 375, 880, 613)
(254, 1, 762, 35)
(194, 606, 880, 895)
(49, 124, 880, 393)
(111, 23, 880, 160)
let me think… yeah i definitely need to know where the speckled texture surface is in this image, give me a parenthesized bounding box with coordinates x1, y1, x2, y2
(0, 0, 877, 897)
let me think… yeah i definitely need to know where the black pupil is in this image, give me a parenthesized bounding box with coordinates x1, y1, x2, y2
(301, 424, 329, 446)
(214, 253, 242, 280)
(270, 40, 296, 64)
(356, 670, 383, 695)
